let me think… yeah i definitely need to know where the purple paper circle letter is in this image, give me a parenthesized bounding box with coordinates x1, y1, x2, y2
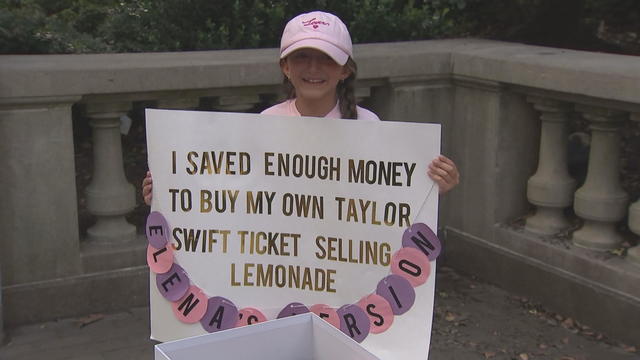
(337, 304, 370, 343)
(376, 274, 415, 315)
(155, 264, 189, 301)
(277, 302, 310, 318)
(402, 222, 441, 260)
(146, 211, 169, 248)
(200, 296, 238, 333)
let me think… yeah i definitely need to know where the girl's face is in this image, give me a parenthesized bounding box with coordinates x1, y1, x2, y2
(281, 48, 351, 103)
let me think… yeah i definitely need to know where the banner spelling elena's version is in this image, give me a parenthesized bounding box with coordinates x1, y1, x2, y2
(146, 109, 441, 360)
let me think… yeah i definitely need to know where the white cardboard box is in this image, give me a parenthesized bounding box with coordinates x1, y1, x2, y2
(155, 313, 381, 360)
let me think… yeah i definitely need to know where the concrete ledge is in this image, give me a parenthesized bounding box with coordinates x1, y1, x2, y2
(3, 39, 640, 106)
(442, 226, 640, 348)
(2, 266, 149, 327)
(80, 236, 147, 273)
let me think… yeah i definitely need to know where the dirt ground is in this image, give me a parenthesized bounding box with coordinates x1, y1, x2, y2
(0, 266, 637, 360)
(430, 266, 638, 360)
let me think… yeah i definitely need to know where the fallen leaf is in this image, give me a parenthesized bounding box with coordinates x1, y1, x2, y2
(75, 313, 105, 328)
(538, 343, 548, 350)
(560, 357, 575, 360)
(623, 345, 637, 353)
(519, 353, 529, 360)
(562, 318, 574, 328)
(483, 351, 496, 359)
(562, 337, 570, 344)
(445, 312, 457, 321)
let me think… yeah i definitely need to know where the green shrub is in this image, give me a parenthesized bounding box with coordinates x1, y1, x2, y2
(0, 0, 467, 54)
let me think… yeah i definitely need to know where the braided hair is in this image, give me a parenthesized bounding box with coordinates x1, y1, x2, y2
(281, 57, 359, 120)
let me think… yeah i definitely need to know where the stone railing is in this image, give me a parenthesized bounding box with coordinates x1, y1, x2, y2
(0, 39, 638, 346)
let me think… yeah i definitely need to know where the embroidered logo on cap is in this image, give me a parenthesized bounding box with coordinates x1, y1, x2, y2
(302, 18, 329, 29)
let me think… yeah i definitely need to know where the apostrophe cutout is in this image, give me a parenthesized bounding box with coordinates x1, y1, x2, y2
(172, 285, 208, 323)
(277, 302, 310, 318)
(337, 304, 370, 343)
(357, 294, 394, 334)
(156, 263, 190, 301)
(390, 247, 431, 287)
(147, 244, 173, 274)
(236, 307, 267, 327)
(376, 275, 415, 315)
(146, 211, 170, 248)
(401, 222, 441, 261)
(310, 304, 340, 328)
(201, 296, 238, 333)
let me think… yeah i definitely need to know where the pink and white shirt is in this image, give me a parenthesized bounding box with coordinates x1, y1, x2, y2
(261, 99, 380, 121)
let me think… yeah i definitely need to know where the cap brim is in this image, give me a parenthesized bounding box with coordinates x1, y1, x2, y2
(280, 39, 349, 66)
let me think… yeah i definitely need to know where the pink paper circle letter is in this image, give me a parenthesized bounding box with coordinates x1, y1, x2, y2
(310, 304, 340, 328)
(172, 286, 208, 323)
(357, 294, 394, 334)
(390, 247, 431, 286)
(236, 307, 267, 327)
(147, 244, 173, 274)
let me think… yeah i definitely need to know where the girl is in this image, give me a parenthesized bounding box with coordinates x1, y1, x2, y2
(142, 11, 459, 205)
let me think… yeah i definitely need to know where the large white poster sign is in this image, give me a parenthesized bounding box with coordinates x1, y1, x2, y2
(146, 109, 441, 360)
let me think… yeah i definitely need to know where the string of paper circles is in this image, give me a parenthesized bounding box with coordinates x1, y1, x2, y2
(146, 211, 441, 343)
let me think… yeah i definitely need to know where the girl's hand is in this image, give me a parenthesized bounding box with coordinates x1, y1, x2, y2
(142, 171, 153, 206)
(428, 155, 459, 194)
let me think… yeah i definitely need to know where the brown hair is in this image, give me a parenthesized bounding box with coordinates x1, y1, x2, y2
(281, 57, 358, 119)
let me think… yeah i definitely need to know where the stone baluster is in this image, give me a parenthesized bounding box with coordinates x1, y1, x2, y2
(355, 87, 371, 104)
(627, 112, 640, 265)
(212, 95, 262, 112)
(572, 105, 628, 250)
(524, 97, 576, 235)
(84, 101, 136, 244)
(156, 97, 200, 110)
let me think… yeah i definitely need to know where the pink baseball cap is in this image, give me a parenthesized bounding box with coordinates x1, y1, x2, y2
(280, 11, 353, 66)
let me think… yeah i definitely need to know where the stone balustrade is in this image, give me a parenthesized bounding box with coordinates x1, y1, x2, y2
(1, 39, 639, 346)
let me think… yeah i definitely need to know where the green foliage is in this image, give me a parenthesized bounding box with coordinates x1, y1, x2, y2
(0, 0, 467, 54)
(2, 0, 637, 54)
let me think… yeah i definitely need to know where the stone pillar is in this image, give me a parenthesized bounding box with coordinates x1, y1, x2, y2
(524, 97, 576, 235)
(572, 105, 628, 250)
(212, 95, 261, 112)
(0, 97, 82, 285)
(0, 263, 4, 345)
(626, 113, 640, 265)
(84, 101, 136, 244)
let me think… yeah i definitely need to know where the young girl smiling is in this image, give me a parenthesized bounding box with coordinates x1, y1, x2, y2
(143, 11, 459, 205)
